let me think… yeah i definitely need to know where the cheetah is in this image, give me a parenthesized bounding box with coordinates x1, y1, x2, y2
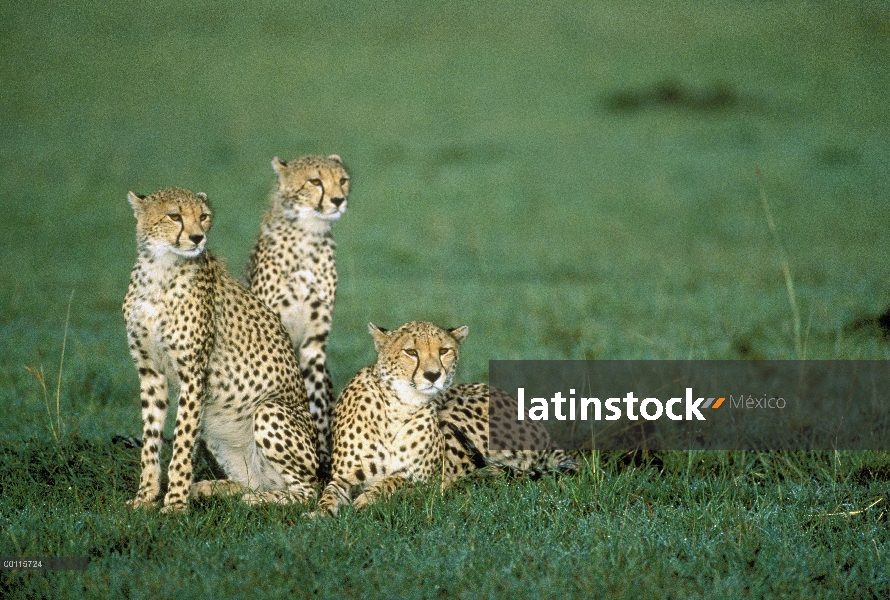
(123, 188, 318, 512)
(312, 321, 468, 516)
(243, 155, 350, 478)
(439, 384, 579, 478)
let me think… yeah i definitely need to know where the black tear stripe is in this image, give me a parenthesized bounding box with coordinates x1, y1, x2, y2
(174, 206, 185, 247)
(316, 181, 326, 212)
(410, 337, 420, 387)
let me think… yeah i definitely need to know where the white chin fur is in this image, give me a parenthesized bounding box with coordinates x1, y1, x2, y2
(415, 381, 444, 395)
(321, 207, 345, 220)
(391, 380, 439, 406)
(285, 206, 344, 222)
(281, 210, 338, 235)
(171, 246, 205, 258)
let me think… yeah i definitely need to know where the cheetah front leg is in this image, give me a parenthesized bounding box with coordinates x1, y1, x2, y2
(308, 440, 391, 517)
(308, 448, 379, 517)
(298, 331, 334, 477)
(128, 366, 168, 509)
(159, 368, 206, 513)
(243, 397, 319, 506)
(308, 479, 353, 517)
(352, 475, 410, 510)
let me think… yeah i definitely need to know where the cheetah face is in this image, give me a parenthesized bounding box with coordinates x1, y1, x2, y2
(272, 155, 350, 224)
(128, 189, 213, 259)
(369, 322, 469, 404)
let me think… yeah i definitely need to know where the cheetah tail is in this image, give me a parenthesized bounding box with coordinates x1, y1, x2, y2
(444, 422, 488, 470)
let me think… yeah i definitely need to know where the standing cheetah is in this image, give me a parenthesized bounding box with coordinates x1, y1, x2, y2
(124, 188, 318, 512)
(312, 321, 468, 516)
(243, 155, 350, 478)
(439, 384, 579, 478)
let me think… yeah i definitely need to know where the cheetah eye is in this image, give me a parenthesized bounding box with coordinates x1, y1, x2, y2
(403, 348, 418, 358)
(340, 178, 349, 186)
(439, 348, 452, 357)
(309, 179, 322, 187)
(200, 213, 210, 222)
(168, 213, 182, 222)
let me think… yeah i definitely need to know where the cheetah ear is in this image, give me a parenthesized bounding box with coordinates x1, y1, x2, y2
(195, 192, 208, 201)
(272, 156, 288, 176)
(368, 323, 390, 352)
(328, 154, 343, 163)
(448, 326, 469, 345)
(127, 191, 147, 215)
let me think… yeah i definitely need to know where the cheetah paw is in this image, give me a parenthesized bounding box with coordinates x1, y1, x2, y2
(189, 480, 217, 497)
(303, 504, 337, 518)
(352, 493, 373, 510)
(240, 492, 267, 506)
(126, 497, 158, 510)
(159, 502, 188, 514)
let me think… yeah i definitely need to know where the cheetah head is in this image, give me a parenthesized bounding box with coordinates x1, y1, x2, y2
(369, 321, 469, 405)
(271, 154, 350, 226)
(128, 188, 212, 259)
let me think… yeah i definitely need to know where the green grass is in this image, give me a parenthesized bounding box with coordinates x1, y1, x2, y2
(2, 0, 889, 597)
(3, 440, 889, 598)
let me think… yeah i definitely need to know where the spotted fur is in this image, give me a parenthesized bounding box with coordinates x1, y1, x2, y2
(439, 384, 579, 477)
(243, 154, 350, 478)
(123, 188, 318, 512)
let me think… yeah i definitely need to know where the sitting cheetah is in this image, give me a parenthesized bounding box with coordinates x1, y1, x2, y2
(312, 321, 468, 516)
(124, 188, 318, 512)
(243, 155, 351, 478)
(439, 384, 578, 478)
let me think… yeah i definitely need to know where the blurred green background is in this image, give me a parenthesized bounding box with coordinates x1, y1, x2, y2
(2, 0, 889, 440)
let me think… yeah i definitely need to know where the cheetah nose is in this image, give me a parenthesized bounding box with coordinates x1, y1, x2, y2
(331, 197, 345, 208)
(423, 370, 440, 383)
(189, 234, 205, 245)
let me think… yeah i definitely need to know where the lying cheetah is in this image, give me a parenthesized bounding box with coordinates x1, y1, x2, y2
(124, 188, 318, 512)
(243, 155, 350, 477)
(439, 384, 578, 478)
(312, 321, 467, 516)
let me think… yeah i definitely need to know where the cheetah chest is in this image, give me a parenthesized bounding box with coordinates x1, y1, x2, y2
(279, 269, 329, 342)
(375, 407, 441, 480)
(127, 294, 178, 381)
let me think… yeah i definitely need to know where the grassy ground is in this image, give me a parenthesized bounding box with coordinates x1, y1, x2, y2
(2, 442, 889, 598)
(1, 0, 889, 597)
